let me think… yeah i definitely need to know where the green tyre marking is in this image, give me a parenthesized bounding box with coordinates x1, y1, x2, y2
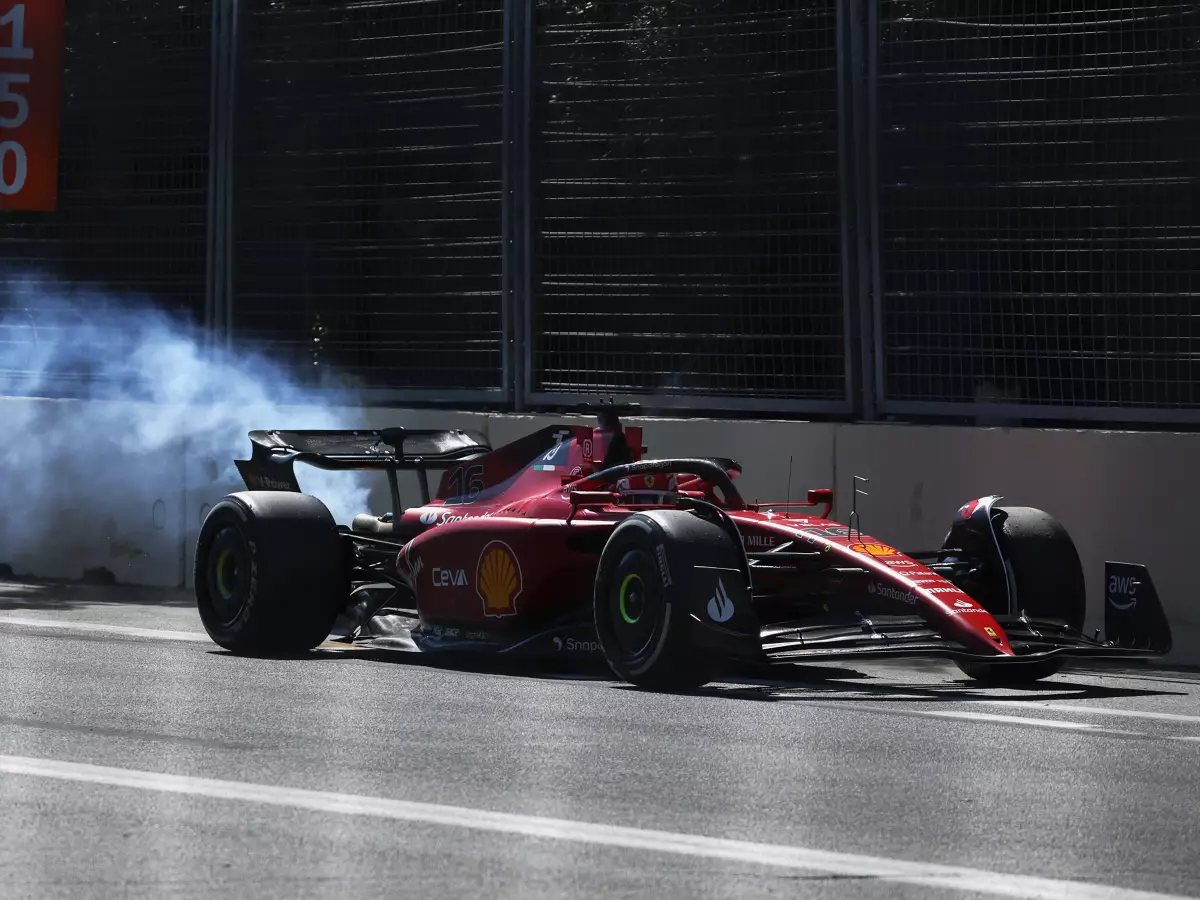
(619, 573, 643, 624)
(215, 549, 233, 599)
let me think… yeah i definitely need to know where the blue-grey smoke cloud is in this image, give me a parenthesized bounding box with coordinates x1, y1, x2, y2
(0, 274, 372, 582)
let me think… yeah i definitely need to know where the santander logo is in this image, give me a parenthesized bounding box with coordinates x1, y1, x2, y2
(867, 581, 917, 605)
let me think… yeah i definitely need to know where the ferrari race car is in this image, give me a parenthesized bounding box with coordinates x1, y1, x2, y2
(194, 405, 1172, 689)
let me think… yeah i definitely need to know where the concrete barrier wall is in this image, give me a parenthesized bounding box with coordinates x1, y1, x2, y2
(1, 397, 188, 586)
(3, 400, 1194, 664)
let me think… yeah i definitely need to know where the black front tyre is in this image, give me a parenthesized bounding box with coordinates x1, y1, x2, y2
(195, 491, 349, 654)
(955, 505, 1085, 685)
(594, 511, 744, 692)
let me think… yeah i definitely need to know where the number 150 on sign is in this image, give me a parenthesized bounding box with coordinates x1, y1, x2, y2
(0, 0, 65, 211)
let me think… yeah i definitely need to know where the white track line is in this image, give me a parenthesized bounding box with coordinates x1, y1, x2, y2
(970, 701, 1200, 727)
(0, 616, 209, 643)
(0, 755, 1191, 900)
(844, 705, 1142, 736)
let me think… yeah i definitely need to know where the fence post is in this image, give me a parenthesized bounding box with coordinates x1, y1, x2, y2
(864, 0, 883, 419)
(205, 0, 238, 352)
(837, 0, 879, 421)
(502, 0, 533, 412)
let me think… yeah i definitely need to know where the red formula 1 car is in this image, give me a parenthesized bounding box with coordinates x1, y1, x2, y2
(194, 405, 1172, 689)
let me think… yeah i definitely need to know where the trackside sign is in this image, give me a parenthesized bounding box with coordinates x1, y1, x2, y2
(0, 0, 65, 210)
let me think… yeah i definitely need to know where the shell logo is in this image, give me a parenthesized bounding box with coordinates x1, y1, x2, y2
(477, 541, 523, 617)
(849, 542, 896, 557)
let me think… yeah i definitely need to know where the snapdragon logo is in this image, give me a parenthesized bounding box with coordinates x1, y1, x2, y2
(867, 581, 917, 606)
(553, 637, 601, 654)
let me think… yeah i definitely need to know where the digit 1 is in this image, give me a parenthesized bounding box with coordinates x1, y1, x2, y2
(0, 6, 33, 61)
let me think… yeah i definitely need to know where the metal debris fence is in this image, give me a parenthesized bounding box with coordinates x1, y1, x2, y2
(0, 0, 1197, 424)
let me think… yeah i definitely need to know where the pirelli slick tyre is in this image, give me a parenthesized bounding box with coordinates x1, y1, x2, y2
(195, 491, 349, 655)
(956, 505, 1085, 685)
(594, 511, 742, 692)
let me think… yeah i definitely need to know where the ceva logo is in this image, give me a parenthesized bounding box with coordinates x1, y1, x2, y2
(432, 568, 467, 588)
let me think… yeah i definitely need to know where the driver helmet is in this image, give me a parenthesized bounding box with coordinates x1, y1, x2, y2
(615, 472, 678, 505)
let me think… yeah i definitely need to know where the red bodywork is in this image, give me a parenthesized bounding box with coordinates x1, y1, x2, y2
(390, 422, 1015, 659)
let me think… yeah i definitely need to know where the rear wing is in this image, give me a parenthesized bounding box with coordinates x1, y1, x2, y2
(234, 427, 491, 508)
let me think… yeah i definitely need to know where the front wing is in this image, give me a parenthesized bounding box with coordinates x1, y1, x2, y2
(760, 615, 1164, 666)
(759, 559, 1172, 666)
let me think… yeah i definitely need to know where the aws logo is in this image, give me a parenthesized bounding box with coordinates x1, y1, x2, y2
(478, 541, 523, 617)
(1107, 574, 1139, 611)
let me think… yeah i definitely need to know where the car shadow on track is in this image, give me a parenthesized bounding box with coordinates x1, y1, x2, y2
(207, 640, 1185, 705)
(688, 678, 1182, 704)
(0, 579, 194, 611)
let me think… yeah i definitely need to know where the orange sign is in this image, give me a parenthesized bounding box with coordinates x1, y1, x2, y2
(477, 541, 523, 617)
(0, 0, 64, 211)
(849, 542, 897, 557)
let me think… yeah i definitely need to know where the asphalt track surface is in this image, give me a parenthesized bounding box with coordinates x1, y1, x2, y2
(2, 581, 1200, 899)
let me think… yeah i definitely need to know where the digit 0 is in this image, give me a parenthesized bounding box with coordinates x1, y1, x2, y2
(0, 139, 27, 194)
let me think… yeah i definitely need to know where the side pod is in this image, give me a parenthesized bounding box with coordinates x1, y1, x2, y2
(1104, 562, 1172, 654)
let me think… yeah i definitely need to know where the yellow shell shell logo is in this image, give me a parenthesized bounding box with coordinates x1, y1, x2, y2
(477, 541, 523, 617)
(849, 542, 896, 557)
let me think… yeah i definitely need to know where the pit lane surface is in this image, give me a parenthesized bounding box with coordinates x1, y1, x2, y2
(2, 583, 1200, 899)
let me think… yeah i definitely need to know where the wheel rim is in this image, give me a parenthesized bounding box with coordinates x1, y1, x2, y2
(206, 527, 249, 625)
(607, 549, 663, 659)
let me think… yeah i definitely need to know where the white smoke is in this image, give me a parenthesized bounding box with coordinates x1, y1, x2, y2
(0, 274, 372, 580)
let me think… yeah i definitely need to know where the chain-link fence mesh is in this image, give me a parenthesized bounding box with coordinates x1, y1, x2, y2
(529, 0, 846, 404)
(877, 1, 1200, 412)
(6, 1, 1199, 419)
(231, 0, 506, 394)
(0, 0, 211, 395)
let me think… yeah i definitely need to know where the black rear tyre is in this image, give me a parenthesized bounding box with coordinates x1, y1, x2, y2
(594, 511, 744, 692)
(195, 491, 349, 654)
(955, 505, 1085, 685)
